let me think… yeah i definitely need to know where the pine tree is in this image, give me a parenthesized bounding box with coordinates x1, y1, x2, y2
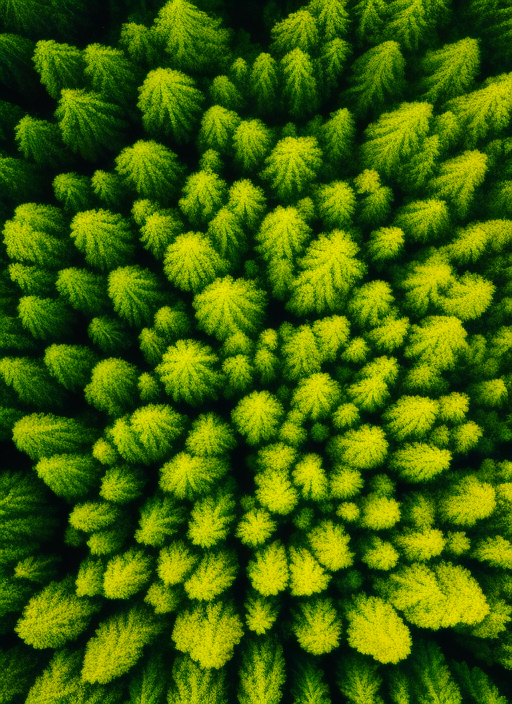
(0, 356, 65, 409)
(348, 280, 395, 328)
(172, 600, 244, 669)
(353, 0, 388, 43)
(327, 424, 388, 470)
(438, 475, 496, 527)
(308, 0, 351, 40)
(289, 546, 331, 596)
(428, 149, 488, 217)
(256, 206, 312, 262)
(238, 637, 286, 704)
(34, 453, 102, 500)
(451, 661, 508, 704)
(137, 67, 204, 142)
(15, 115, 68, 167)
(247, 540, 289, 596)
(103, 547, 153, 599)
(24, 649, 84, 704)
(32, 40, 84, 99)
(164, 231, 227, 293)
(70, 209, 134, 270)
(362, 102, 433, 176)
(420, 37, 480, 103)
(354, 168, 394, 226)
(409, 640, 463, 704)
(55, 89, 126, 161)
(84, 358, 138, 416)
(119, 22, 162, 66)
(160, 453, 229, 500)
(185, 412, 236, 457)
(384, 0, 430, 51)
(53, 171, 95, 212)
(389, 442, 451, 482)
(384, 396, 439, 441)
(345, 594, 412, 664)
(344, 41, 406, 117)
(316, 181, 356, 229)
(115, 140, 184, 202)
(156, 339, 223, 406)
(291, 373, 342, 421)
(209, 74, 243, 110)
(56, 268, 107, 316)
(167, 653, 227, 704)
(307, 519, 354, 571)
(438, 272, 495, 321)
(139, 208, 183, 260)
(2, 203, 69, 268)
(233, 119, 273, 171)
(82, 605, 163, 684)
(151, 0, 231, 73)
(15, 575, 99, 648)
(319, 108, 355, 170)
(100, 464, 145, 504)
(198, 105, 240, 154)
(83, 43, 138, 108)
(91, 170, 130, 210)
(184, 549, 238, 601)
(232, 391, 284, 445)
(471, 535, 512, 570)
(319, 37, 352, 93)
(280, 48, 319, 118)
(135, 493, 185, 546)
(404, 315, 468, 370)
(393, 199, 450, 243)
(8, 263, 55, 297)
(249, 53, 280, 116)
(17, 296, 73, 341)
(292, 598, 342, 655)
(398, 255, 454, 316)
(108, 266, 165, 327)
(158, 540, 198, 586)
(260, 136, 322, 201)
(179, 169, 227, 224)
(87, 315, 132, 354)
(271, 9, 319, 54)
(447, 74, 512, 149)
(287, 230, 367, 316)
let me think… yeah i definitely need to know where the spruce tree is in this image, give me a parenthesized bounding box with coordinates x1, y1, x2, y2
(115, 140, 184, 202)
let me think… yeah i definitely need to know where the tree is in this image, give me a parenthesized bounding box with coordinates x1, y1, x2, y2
(100, 465, 145, 504)
(137, 67, 203, 141)
(287, 230, 367, 316)
(254, 467, 299, 515)
(88, 315, 131, 354)
(236, 508, 277, 548)
(185, 412, 236, 456)
(103, 548, 153, 599)
(3, 203, 69, 268)
(232, 391, 284, 445)
(91, 170, 130, 210)
(308, 0, 351, 40)
(344, 41, 405, 117)
(108, 266, 164, 327)
(409, 640, 463, 704)
(32, 40, 84, 99)
(233, 119, 273, 171)
(280, 48, 319, 118)
(312, 315, 350, 362)
(359, 493, 401, 530)
(337, 653, 384, 704)
(345, 594, 411, 665)
(238, 637, 286, 704)
(84, 358, 138, 416)
(158, 540, 198, 585)
(17, 295, 73, 342)
(164, 231, 227, 293)
(172, 601, 244, 669)
(160, 453, 229, 499)
(438, 272, 495, 321)
(84, 43, 138, 106)
(119, 22, 161, 66)
(256, 206, 311, 262)
(249, 52, 279, 115)
(167, 654, 227, 704)
(289, 546, 330, 596)
(384, 396, 439, 440)
(56, 268, 106, 316)
(404, 316, 469, 370)
(271, 9, 318, 54)
(402, 136, 440, 190)
(24, 649, 84, 704)
(194, 275, 267, 341)
(471, 536, 512, 570)
(320, 37, 352, 93)
(13, 412, 95, 460)
(179, 170, 227, 225)
(376, 561, 489, 630)
(389, 442, 451, 482)
(139, 209, 183, 260)
(247, 541, 289, 596)
(0, 356, 65, 409)
(82, 605, 163, 684)
(447, 74, 512, 149)
(420, 37, 480, 103)
(315, 181, 356, 229)
(14, 115, 68, 167)
(393, 199, 450, 243)
(428, 149, 487, 217)
(43, 345, 97, 393)
(354, 168, 394, 226)
(291, 373, 342, 421)
(438, 475, 496, 527)
(53, 171, 94, 212)
(227, 179, 267, 230)
(398, 256, 454, 316)
(362, 102, 433, 176)
(210, 74, 243, 110)
(151, 0, 231, 73)
(15, 575, 99, 648)
(384, 0, 431, 50)
(290, 655, 331, 704)
(184, 549, 238, 601)
(70, 209, 134, 270)
(198, 105, 240, 154)
(115, 140, 184, 202)
(292, 598, 342, 655)
(260, 136, 322, 201)
(34, 453, 102, 500)
(327, 425, 388, 470)
(451, 661, 509, 704)
(135, 493, 185, 546)
(320, 108, 355, 168)
(156, 339, 223, 406)
(55, 89, 126, 161)
(348, 280, 395, 328)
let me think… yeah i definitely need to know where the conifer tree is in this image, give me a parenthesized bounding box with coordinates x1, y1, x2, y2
(292, 598, 342, 655)
(139, 209, 183, 260)
(88, 315, 132, 354)
(308, 0, 350, 40)
(384, 396, 439, 441)
(18, 296, 73, 341)
(280, 48, 319, 118)
(327, 424, 388, 470)
(24, 649, 84, 704)
(90, 169, 129, 210)
(2, 203, 69, 268)
(53, 171, 94, 212)
(428, 149, 488, 217)
(43, 344, 97, 392)
(291, 373, 342, 421)
(103, 547, 153, 600)
(55, 89, 126, 161)
(167, 654, 227, 704)
(393, 199, 450, 243)
(247, 540, 289, 596)
(315, 180, 356, 228)
(8, 263, 56, 297)
(34, 453, 102, 500)
(354, 168, 394, 225)
(70, 209, 134, 270)
(15, 575, 100, 648)
(233, 119, 273, 171)
(100, 465, 145, 504)
(137, 67, 204, 142)
(14, 116, 68, 167)
(320, 37, 352, 93)
(56, 268, 107, 316)
(151, 0, 231, 73)
(362, 102, 433, 177)
(238, 637, 286, 704)
(209, 74, 243, 111)
(227, 179, 267, 230)
(108, 266, 165, 328)
(119, 22, 162, 67)
(83, 43, 138, 108)
(438, 272, 495, 321)
(344, 41, 406, 117)
(198, 105, 240, 154)
(135, 494, 185, 546)
(32, 40, 84, 99)
(404, 315, 468, 370)
(0, 357, 65, 409)
(320, 108, 356, 168)
(115, 140, 185, 202)
(82, 605, 163, 684)
(420, 37, 480, 103)
(179, 169, 227, 225)
(438, 475, 496, 527)
(389, 442, 451, 482)
(384, 0, 431, 50)
(157, 540, 198, 585)
(271, 9, 319, 54)
(164, 231, 228, 293)
(287, 230, 367, 316)
(249, 52, 280, 115)
(256, 206, 312, 263)
(260, 136, 323, 201)
(184, 549, 238, 601)
(84, 358, 138, 416)
(156, 339, 223, 405)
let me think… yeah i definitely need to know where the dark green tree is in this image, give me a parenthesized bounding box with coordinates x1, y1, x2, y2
(32, 41, 84, 99)
(70, 209, 134, 270)
(420, 37, 480, 103)
(15, 116, 68, 167)
(84, 43, 139, 105)
(280, 48, 319, 118)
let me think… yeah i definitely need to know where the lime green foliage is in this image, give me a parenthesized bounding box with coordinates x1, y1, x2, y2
(167, 654, 227, 704)
(428, 149, 488, 217)
(238, 637, 286, 704)
(172, 601, 244, 669)
(250, 53, 279, 115)
(420, 37, 480, 103)
(232, 391, 284, 445)
(393, 199, 450, 243)
(15, 576, 99, 648)
(292, 598, 342, 655)
(260, 136, 322, 201)
(336, 653, 383, 704)
(156, 339, 223, 405)
(281, 48, 319, 118)
(384, 396, 438, 440)
(82, 605, 162, 683)
(85, 358, 138, 416)
(12, 413, 95, 459)
(103, 547, 152, 599)
(390, 442, 451, 482)
(409, 640, 463, 704)
(32, 40, 84, 99)
(234, 120, 273, 171)
(345, 594, 412, 664)
(70, 209, 134, 270)
(438, 475, 496, 527)
(3, 203, 68, 268)
(115, 140, 184, 202)
(164, 231, 227, 292)
(247, 540, 289, 596)
(179, 169, 227, 224)
(328, 424, 388, 470)
(84, 44, 138, 105)
(135, 494, 184, 545)
(34, 453, 101, 500)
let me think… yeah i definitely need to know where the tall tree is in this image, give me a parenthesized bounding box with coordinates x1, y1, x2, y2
(84, 43, 139, 106)
(70, 209, 134, 270)
(270, 9, 319, 54)
(280, 48, 319, 118)
(420, 37, 480, 103)
(14, 116, 68, 167)
(238, 637, 286, 704)
(428, 149, 488, 217)
(115, 140, 184, 202)
(32, 40, 84, 99)
(261, 136, 323, 201)
(249, 53, 280, 116)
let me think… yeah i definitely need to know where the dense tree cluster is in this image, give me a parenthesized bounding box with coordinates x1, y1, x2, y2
(0, 0, 512, 702)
